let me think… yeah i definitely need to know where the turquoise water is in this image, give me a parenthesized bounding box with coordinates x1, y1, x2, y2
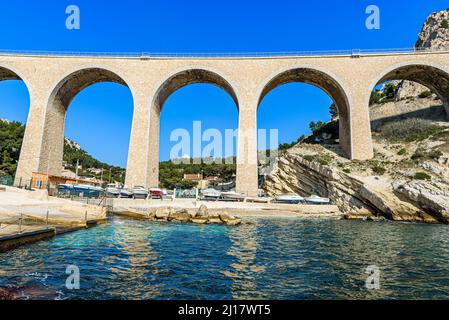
(1, 217, 449, 300)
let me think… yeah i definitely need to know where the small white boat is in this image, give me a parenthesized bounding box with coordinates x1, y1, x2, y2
(275, 193, 305, 204)
(305, 194, 330, 204)
(201, 188, 221, 200)
(133, 186, 149, 199)
(221, 191, 246, 201)
(106, 183, 121, 197)
(119, 185, 134, 198)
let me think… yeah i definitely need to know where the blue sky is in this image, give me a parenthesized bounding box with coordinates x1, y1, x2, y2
(0, 1, 447, 167)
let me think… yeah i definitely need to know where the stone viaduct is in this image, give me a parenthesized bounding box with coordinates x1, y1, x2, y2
(1, 50, 448, 196)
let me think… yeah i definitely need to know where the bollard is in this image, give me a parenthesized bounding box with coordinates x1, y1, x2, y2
(85, 210, 88, 226)
(46, 210, 49, 228)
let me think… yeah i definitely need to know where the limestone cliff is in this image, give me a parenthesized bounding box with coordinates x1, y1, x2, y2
(415, 9, 449, 49)
(263, 9, 449, 223)
(264, 140, 449, 223)
(399, 9, 449, 99)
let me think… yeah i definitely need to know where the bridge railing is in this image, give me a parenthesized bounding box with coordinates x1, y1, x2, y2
(0, 47, 448, 58)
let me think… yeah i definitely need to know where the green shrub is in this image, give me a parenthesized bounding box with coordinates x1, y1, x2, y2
(442, 19, 449, 29)
(371, 165, 386, 175)
(418, 90, 432, 99)
(379, 118, 442, 142)
(302, 155, 314, 162)
(309, 121, 325, 133)
(343, 168, 351, 174)
(317, 158, 329, 166)
(329, 103, 339, 119)
(414, 172, 431, 181)
(397, 148, 407, 156)
(301, 154, 331, 166)
(411, 148, 443, 161)
(370, 91, 382, 105)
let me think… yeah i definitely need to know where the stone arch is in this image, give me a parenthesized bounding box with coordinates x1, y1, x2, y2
(152, 67, 239, 112)
(369, 62, 449, 118)
(0, 64, 32, 105)
(0, 64, 25, 81)
(40, 67, 133, 176)
(0, 64, 32, 185)
(144, 67, 240, 188)
(256, 66, 353, 158)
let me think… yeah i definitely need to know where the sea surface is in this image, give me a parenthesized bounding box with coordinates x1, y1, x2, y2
(1, 216, 449, 300)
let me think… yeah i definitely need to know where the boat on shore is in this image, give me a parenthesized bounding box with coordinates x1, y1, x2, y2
(133, 186, 149, 199)
(221, 191, 246, 202)
(119, 185, 133, 198)
(149, 188, 163, 199)
(201, 188, 221, 201)
(305, 195, 330, 204)
(58, 184, 103, 197)
(106, 183, 121, 198)
(275, 193, 305, 204)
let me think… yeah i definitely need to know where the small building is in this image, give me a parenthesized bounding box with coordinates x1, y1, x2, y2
(183, 173, 221, 189)
(31, 172, 101, 195)
(183, 173, 203, 182)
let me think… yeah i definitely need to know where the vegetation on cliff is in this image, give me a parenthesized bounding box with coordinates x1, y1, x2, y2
(1, 119, 237, 187)
(0, 120, 24, 178)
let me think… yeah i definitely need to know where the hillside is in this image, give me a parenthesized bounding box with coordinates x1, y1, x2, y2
(1, 120, 237, 188)
(0, 120, 125, 183)
(0, 120, 24, 178)
(263, 9, 449, 223)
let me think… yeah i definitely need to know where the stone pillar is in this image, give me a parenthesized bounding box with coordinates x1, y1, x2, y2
(14, 87, 52, 186)
(146, 105, 160, 188)
(236, 104, 258, 197)
(38, 98, 66, 177)
(125, 86, 152, 188)
(350, 89, 374, 160)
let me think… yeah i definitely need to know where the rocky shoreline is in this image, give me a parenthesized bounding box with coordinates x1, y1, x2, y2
(116, 204, 243, 226)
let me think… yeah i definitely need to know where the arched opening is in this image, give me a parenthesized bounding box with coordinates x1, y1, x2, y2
(40, 68, 133, 188)
(370, 64, 449, 129)
(0, 66, 30, 186)
(258, 68, 351, 157)
(152, 69, 239, 191)
(257, 67, 352, 193)
(258, 68, 351, 158)
(364, 63, 449, 192)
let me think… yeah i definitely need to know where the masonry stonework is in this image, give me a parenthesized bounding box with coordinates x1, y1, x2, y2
(1, 51, 448, 196)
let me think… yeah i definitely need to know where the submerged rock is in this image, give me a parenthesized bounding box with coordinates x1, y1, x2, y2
(191, 217, 208, 224)
(218, 212, 242, 226)
(123, 205, 242, 226)
(168, 209, 191, 222)
(225, 218, 242, 226)
(196, 205, 209, 219)
(0, 287, 14, 300)
(155, 207, 172, 220)
(207, 214, 222, 224)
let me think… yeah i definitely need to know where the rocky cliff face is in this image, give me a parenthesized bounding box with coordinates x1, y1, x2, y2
(399, 9, 449, 99)
(265, 140, 449, 223)
(263, 9, 449, 223)
(416, 9, 449, 49)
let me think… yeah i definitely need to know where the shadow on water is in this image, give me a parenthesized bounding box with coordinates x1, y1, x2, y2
(1, 217, 449, 300)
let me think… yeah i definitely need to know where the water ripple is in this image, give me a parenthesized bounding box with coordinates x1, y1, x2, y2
(1, 217, 449, 299)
